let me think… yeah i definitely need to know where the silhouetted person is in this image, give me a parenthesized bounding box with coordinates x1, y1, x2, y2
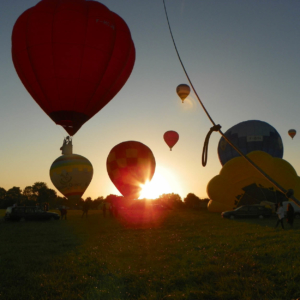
(102, 201, 107, 217)
(82, 200, 89, 218)
(287, 203, 295, 228)
(113, 202, 119, 217)
(109, 202, 114, 217)
(60, 206, 67, 220)
(275, 202, 284, 229)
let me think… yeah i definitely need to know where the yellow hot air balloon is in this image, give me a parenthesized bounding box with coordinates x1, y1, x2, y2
(176, 84, 190, 103)
(50, 137, 93, 202)
(207, 151, 300, 212)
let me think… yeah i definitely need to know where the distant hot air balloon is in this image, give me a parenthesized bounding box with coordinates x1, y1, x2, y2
(163, 131, 179, 151)
(288, 129, 296, 139)
(176, 84, 190, 103)
(106, 141, 156, 200)
(12, 0, 135, 136)
(218, 120, 283, 166)
(50, 137, 93, 202)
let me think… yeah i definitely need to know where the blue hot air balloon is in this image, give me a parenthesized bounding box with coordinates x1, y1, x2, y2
(218, 120, 283, 166)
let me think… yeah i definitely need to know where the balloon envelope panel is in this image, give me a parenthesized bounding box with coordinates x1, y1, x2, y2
(50, 154, 93, 201)
(107, 141, 156, 199)
(12, 0, 135, 135)
(218, 120, 283, 166)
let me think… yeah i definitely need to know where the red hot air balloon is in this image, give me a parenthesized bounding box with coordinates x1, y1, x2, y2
(288, 129, 296, 139)
(12, 0, 135, 136)
(164, 131, 179, 151)
(106, 141, 156, 200)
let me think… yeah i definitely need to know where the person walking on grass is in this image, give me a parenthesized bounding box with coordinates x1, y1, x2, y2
(275, 202, 284, 229)
(287, 203, 295, 228)
(60, 206, 67, 220)
(82, 200, 89, 218)
(102, 201, 107, 217)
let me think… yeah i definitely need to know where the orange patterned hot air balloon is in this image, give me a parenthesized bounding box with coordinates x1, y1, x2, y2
(176, 84, 190, 103)
(163, 130, 179, 151)
(106, 141, 156, 200)
(288, 129, 296, 139)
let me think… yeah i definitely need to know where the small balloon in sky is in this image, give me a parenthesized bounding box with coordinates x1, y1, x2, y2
(288, 129, 296, 139)
(50, 137, 93, 202)
(106, 141, 156, 200)
(176, 84, 190, 103)
(12, 0, 135, 136)
(163, 131, 179, 151)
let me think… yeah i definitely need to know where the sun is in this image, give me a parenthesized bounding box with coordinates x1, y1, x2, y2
(139, 166, 181, 199)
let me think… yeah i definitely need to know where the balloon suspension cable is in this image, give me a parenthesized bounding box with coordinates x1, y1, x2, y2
(162, 0, 300, 205)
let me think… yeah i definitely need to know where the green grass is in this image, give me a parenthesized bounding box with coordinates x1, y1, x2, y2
(1, 209, 300, 300)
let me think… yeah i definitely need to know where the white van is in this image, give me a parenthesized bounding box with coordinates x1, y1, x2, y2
(282, 201, 300, 218)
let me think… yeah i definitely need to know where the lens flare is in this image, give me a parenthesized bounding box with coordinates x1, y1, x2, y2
(139, 167, 178, 199)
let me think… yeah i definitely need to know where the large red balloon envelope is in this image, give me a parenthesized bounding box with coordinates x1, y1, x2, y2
(107, 141, 156, 200)
(12, 0, 135, 136)
(164, 131, 179, 151)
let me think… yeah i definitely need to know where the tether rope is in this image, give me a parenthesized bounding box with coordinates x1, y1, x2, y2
(162, 0, 300, 205)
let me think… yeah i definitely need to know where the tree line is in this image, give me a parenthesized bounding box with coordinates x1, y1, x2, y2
(0, 182, 210, 210)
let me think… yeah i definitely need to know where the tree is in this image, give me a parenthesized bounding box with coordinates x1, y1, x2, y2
(184, 193, 201, 209)
(93, 196, 104, 210)
(200, 198, 210, 210)
(31, 182, 57, 208)
(159, 193, 183, 209)
(0, 187, 6, 209)
(5, 187, 23, 207)
(23, 186, 36, 205)
(54, 196, 67, 208)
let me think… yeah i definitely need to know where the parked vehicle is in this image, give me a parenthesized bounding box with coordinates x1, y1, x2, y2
(221, 205, 272, 219)
(282, 201, 300, 218)
(4, 206, 60, 221)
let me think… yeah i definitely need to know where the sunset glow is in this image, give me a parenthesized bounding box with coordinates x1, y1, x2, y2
(139, 166, 182, 199)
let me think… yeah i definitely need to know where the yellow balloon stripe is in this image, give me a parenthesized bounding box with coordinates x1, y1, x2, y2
(50, 165, 93, 175)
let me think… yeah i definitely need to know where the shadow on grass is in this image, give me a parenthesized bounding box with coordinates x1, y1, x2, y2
(226, 214, 300, 230)
(0, 214, 85, 299)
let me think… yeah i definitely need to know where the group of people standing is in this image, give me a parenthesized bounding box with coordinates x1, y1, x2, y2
(58, 200, 119, 220)
(81, 200, 118, 218)
(275, 202, 295, 229)
(102, 201, 118, 217)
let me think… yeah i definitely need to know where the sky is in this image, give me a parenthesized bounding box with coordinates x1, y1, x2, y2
(0, 0, 300, 201)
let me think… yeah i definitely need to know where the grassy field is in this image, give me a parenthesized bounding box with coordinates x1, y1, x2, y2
(0, 208, 300, 300)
